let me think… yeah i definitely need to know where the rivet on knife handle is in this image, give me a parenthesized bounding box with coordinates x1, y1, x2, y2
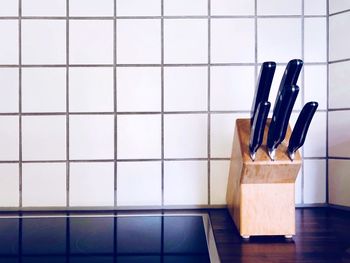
(249, 101, 271, 161)
(288, 101, 318, 161)
(267, 85, 300, 161)
(251, 62, 276, 127)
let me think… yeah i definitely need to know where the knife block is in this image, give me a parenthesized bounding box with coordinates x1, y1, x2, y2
(226, 118, 302, 238)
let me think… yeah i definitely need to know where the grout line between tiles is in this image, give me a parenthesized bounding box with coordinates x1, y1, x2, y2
(301, 0, 305, 205)
(326, 0, 330, 204)
(161, 0, 165, 207)
(114, 0, 118, 208)
(18, 0, 22, 208)
(207, 0, 211, 205)
(65, 0, 70, 208)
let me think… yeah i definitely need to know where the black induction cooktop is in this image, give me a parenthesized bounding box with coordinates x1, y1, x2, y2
(0, 213, 219, 263)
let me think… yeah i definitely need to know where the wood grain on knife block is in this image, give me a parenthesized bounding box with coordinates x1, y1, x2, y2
(226, 118, 302, 237)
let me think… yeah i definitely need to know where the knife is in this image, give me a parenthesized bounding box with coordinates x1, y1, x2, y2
(272, 59, 303, 114)
(249, 101, 271, 161)
(251, 61, 276, 127)
(287, 101, 318, 161)
(267, 85, 300, 161)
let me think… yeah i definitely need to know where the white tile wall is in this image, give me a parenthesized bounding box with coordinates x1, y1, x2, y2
(164, 19, 207, 64)
(69, 115, 114, 160)
(164, 161, 208, 205)
(22, 68, 66, 112)
(257, 0, 301, 15)
(329, 0, 350, 14)
(70, 162, 114, 206)
(22, 116, 66, 161)
(303, 160, 326, 204)
(211, 19, 255, 63)
(329, 160, 350, 207)
(22, 163, 66, 207)
(210, 160, 230, 205)
(117, 67, 161, 112)
(164, 67, 207, 111)
(0, 164, 19, 207)
(117, 161, 161, 206)
(164, 114, 207, 158)
(0, 20, 18, 64)
(0, 116, 19, 161)
(258, 18, 301, 63)
(329, 111, 350, 158)
(69, 67, 114, 112)
(118, 115, 161, 159)
(70, 20, 114, 64)
(330, 12, 350, 61)
(22, 20, 66, 65)
(22, 0, 66, 16)
(0, 0, 328, 209)
(329, 61, 350, 109)
(0, 68, 18, 113)
(211, 0, 254, 16)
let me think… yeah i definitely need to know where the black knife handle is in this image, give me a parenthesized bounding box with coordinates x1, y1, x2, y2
(249, 101, 271, 160)
(272, 59, 303, 114)
(267, 85, 300, 159)
(251, 62, 276, 126)
(288, 101, 318, 158)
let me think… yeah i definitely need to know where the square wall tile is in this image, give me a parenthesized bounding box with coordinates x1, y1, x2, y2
(210, 66, 255, 111)
(22, 68, 66, 113)
(211, 0, 254, 15)
(329, 61, 350, 109)
(330, 0, 350, 14)
(117, 115, 161, 159)
(295, 168, 302, 204)
(164, 19, 207, 64)
(303, 160, 326, 204)
(22, 20, 65, 64)
(0, 0, 18, 16)
(164, 114, 207, 158)
(329, 111, 350, 157)
(164, 0, 207, 15)
(70, 20, 113, 64)
(0, 164, 19, 207)
(304, 0, 327, 15)
(22, 116, 66, 161)
(70, 115, 114, 160)
(22, 0, 66, 16)
(210, 160, 229, 205)
(164, 161, 208, 205)
(329, 159, 350, 206)
(70, 162, 114, 206)
(22, 163, 66, 207)
(0, 20, 18, 64)
(164, 67, 207, 111)
(69, 67, 114, 112)
(117, 19, 161, 64)
(117, 67, 161, 112)
(70, 0, 114, 17)
(303, 112, 326, 157)
(258, 18, 301, 63)
(117, 161, 161, 206)
(304, 65, 327, 110)
(211, 113, 249, 158)
(304, 18, 327, 63)
(0, 116, 19, 161)
(117, 0, 160, 16)
(330, 13, 350, 61)
(211, 19, 254, 63)
(0, 68, 18, 112)
(257, 0, 301, 15)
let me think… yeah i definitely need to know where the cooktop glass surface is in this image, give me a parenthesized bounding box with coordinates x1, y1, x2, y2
(0, 213, 219, 263)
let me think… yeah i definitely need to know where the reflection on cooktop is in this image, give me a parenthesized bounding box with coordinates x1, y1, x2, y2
(0, 214, 219, 263)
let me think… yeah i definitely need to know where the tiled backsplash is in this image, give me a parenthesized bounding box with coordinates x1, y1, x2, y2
(328, 0, 350, 208)
(0, 0, 327, 209)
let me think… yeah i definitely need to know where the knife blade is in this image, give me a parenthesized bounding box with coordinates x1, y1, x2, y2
(272, 59, 303, 114)
(249, 101, 271, 161)
(288, 101, 318, 161)
(267, 85, 300, 160)
(251, 61, 276, 127)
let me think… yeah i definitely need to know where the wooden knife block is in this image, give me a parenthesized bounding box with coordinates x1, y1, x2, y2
(226, 118, 302, 238)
